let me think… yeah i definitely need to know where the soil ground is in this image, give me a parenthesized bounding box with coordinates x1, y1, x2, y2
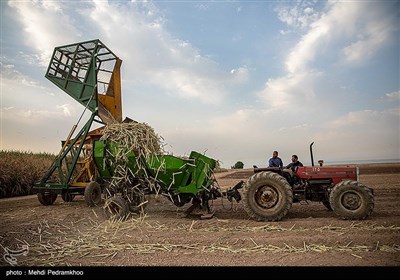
(0, 163, 399, 271)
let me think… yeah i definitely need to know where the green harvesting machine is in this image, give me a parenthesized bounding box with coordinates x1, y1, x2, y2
(93, 141, 223, 219)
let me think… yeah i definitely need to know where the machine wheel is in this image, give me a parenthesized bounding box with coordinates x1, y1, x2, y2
(329, 180, 374, 220)
(84, 181, 102, 207)
(104, 196, 129, 220)
(61, 193, 75, 202)
(242, 171, 293, 221)
(322, 200, 333, 211)
(37, 193, 57, 206)
(127, 191, 147, 214)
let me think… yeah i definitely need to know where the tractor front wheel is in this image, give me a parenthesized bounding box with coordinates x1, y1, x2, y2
(242, 171, 293, 221)
(37, 192, 57, 206)
(84, 181, 102, 207)
(329, 180, 374, 220)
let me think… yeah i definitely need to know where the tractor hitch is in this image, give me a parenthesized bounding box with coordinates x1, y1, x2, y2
(225, 180, 244, 202)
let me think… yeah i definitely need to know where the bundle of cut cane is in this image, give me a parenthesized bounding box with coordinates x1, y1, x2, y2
(100, 121, 165, 202)
(100, 122, 164, 158)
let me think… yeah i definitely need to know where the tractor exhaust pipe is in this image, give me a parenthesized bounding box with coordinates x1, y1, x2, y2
(310, 142, 314, 166)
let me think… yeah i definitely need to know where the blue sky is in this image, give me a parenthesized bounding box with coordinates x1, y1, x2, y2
(1, 0, 399, 168)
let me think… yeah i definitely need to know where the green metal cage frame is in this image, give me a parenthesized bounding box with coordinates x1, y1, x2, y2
(35, 39, 120, 193)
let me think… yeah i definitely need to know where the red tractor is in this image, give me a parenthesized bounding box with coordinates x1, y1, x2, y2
(237, 142, 374, 221)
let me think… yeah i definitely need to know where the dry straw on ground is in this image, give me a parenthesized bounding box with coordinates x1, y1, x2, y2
(14, 216, 400, 266)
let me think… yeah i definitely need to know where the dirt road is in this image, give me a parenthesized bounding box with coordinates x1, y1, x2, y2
(1, 164, 399, 268)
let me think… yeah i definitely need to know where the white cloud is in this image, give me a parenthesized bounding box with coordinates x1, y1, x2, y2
(195, 4, 208, 11)
(285, 20, 329, 74)
(162, 108, 274, 166)
(284, 1, 397, 72)
(283, 1, 360, 74)
(329, 110, 374, 129)
(385, 91, 400, 100)
(260, 1, 398, 110)
(1, 62, 45, 89)
(257, 71, 321, 111)
(210, 109, 259, 134)
(313, 108, 400, 159)
(56, 104, 73, 117)
(8, 0, 81, 66)
(85, 1, 231, 105)
(8, 0, 236, 105)
(0, 63, 81, 125)
(275, 1, 320, 31)
(230, 66, 250, 83)
(2, 105, 76, 123)
(340, 4, 398, 64)
(153, 69, 226, 104)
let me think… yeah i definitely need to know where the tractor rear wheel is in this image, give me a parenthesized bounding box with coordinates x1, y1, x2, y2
(242, 171, 293, 221)
(329, 180, 374, 220)
(104, 196, 129, 220)
(84, 181, 102, 207)
(37, 192, 57, 206)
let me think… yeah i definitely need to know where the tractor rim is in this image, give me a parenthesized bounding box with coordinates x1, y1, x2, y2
(341, 191, 361, 210)
(255, 185, 279, 209)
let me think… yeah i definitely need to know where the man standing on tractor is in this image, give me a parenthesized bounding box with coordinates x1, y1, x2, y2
(268, 150, 283, 169)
